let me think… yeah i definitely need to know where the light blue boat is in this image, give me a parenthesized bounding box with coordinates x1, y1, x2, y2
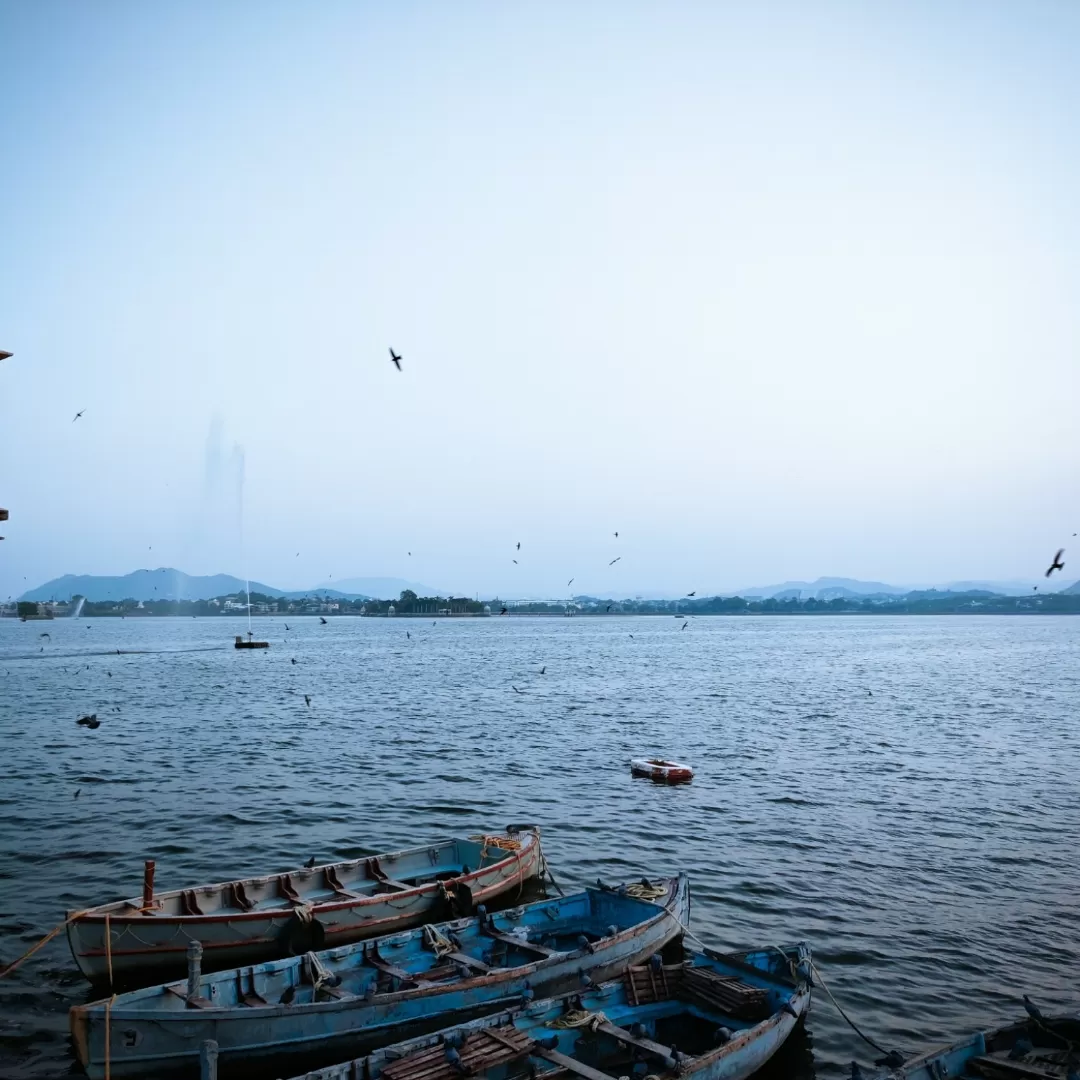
(71, 876, 689, 1078)
(865, 1010, 1080, 1080)
(282, 943, 812, 1080)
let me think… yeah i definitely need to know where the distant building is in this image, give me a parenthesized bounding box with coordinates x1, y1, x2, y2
(387, 604, 396, 617)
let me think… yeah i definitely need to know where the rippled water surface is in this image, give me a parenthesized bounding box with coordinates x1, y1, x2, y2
(2, 614, 1079, 1079)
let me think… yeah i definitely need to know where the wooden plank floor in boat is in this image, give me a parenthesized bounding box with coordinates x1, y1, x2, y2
(381, 1026, 535, 1080)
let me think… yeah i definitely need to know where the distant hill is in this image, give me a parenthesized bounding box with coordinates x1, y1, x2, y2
(19, 568, 285, 603)
(314, 577, 443, 599)
(1060, 579, 1080, 595)
(737, 577, 908, 599)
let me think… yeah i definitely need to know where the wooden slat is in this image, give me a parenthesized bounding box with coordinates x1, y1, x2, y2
(535, 1047, 620, 1080)
(968, 1056, 1068, 1080)
(595, 1021, 678, 1063)
(445, 951, 491, 973)
(484, 929, 561, 957)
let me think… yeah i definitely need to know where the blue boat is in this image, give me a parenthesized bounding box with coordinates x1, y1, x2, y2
(70, 876, 689, 1078)
(865, 1010, 1080, 1080)
(281, 943, 812, 1080)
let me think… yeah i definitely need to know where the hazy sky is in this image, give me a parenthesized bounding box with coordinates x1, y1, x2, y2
(2, 1, 1078, 599)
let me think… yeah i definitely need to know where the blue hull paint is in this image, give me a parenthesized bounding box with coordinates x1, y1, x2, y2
(867, 1015, 1080, 1080)
(284, 943, 813, 1080)
(72, 877, 689, 1078)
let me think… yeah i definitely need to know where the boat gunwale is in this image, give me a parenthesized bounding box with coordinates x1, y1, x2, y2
(67, 830, 540, 924)
(273, 939, 812, 1080)
(72, 875, 687, 1020)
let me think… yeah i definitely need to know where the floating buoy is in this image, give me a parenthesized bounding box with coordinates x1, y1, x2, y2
(630, 758, 694, 784)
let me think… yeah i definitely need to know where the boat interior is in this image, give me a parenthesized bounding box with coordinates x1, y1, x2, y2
(357, 950, 801, 1080)
(103, 882, 676, 1012)
(100, 837, 523, 917)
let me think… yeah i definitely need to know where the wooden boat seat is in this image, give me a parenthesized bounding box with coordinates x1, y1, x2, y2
(483, 928, 561, 958)
(324, 866, 361, 900)
(165, 985, 212, 1009)
(445, 951, 492, 973)
(968, 1055, 1071, 1080)
(381, 1025, 535, 1080)
(593, 1020, 680, 1064)
(534, 1047, 620, 1080)
(366, 857, 413, 893)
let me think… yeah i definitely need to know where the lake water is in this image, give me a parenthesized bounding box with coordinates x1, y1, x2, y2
(1, 614, 1078, 1079)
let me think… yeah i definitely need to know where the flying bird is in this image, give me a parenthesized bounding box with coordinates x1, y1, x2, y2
(1045, 549, 1065, 577)
(512, 559, 518, 564)
(614, 531, 618, 538)
(566, 578, 574, 587)
(304, 855, 317, 869)
(39, 632, 49, 639)
(76, 714, 100, 729)
(500, 606, 508, 615)
(72, 409, 85, 422)
(516, 542, 521, 551)
(539, 666, 546, 675)
(285, 624, 290, 630)
(606, 605, 611, 612)
(686, 591, 696, 597)
(74, 788, 81, 798)
(512, 685, 524, 694)
(681, 621, 688, 630)
(406, 630, 411, 639)
(319, 616, 328, 624)
(304, 694, 311, 707)
(609, 557, 621, 566)
(389, 348, 402, 371)
(629, 634, 634, 639)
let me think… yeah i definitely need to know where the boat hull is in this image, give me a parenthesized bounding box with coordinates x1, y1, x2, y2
(280, 941, 812, 1080)
(71, 877, 689, 1079)
(67, 830, 541, 985)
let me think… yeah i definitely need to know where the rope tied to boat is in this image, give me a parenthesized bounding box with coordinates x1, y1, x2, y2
(0, 907, 93, 980)
(624, 881, 668, 901)
(549, 1009, 610, 1031)
(781, 950, 905, 1067)
(292, 902, 315, 924)
(423, 923, 456, 958)
(304, 951, 335, 995)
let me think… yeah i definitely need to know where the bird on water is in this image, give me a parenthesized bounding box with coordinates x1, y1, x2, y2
(304, 694, 312, 707)
(389, 348, 402, 371)
(76, 714, 100, 729)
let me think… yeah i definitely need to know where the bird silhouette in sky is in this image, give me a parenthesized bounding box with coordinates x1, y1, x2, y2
(72, 409, 85, 422)
(389, 348, 402, 371)
(609, 557, 621, 566)
(512, 559, 518, 564)
(516, 542, 521, 551)
(566, 578, 574, 587)
(686, 591, 696, 597)
(1045, 549, 1065, 577)
(614, 531, 618, 538)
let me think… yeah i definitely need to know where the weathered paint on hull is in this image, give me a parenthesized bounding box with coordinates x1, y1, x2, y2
(67, 832, 541, 985)
(73, 879, 689, 1079)
(279, 943, 813, 1080)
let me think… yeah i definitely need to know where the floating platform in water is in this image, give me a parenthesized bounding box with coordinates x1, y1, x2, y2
(630, 758, 694, 783)
(234, 634, 269, 649)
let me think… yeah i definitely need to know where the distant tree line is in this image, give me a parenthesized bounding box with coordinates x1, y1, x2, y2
(28, 588, 1080, 618)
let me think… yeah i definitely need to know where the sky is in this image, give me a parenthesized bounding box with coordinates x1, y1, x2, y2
(1, 1, 1078, 600)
